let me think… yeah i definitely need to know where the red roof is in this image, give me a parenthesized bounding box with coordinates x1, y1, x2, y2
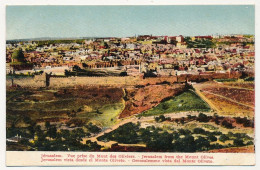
(195, 36, 213, 39)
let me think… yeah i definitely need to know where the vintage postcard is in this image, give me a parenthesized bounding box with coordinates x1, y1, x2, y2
(5, 3, 256, 166)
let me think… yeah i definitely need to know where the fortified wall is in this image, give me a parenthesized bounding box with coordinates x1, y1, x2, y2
(6, 74, 178, 88)
(49, 75, 178, 87)
(6, 71, 244, 88)
(177, 72, 242, 82)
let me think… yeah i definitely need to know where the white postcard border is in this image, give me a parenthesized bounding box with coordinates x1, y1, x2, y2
(0, 0, 259, 169)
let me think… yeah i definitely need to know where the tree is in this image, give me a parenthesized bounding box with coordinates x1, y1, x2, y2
(174, 135, 196, 152)
(214, 117, 220, 125)
(98, 122, 139, 144)
(208, 135, 217, 142)
(193, 128, 205, 134)
(71, 128, 86, 142)
(45, 121, 51, 130)
(47, 126, 57, 139)
(162, 103, 169, 110)
(159, 115, 166, 122)
(154, 117, 160, 122)
(178, 129, 191, 135)
(246, 141, 254, 146)
(197, 113, 209, 122)
(59, 129, 70, 140)
(28, 124, 36, 137)
(85, 140, 101, 151)
(23, 116, 32, 124)
(140, 128, 152, 143)
(155, 115, 167, 122)
(20, 138, 29, 145)
(119, 71, 128, 76)
(221, 120, 234, 129)
(86, 123, 101, 134)
(180, 117, 185, 125)
(147, 131, 174, 151)
(233, 139, 244, 147)
(65, 69, 70, 76)
(219, 134, 229, 142)
(11, 48, 25, 63)
(195, 136, 210, 151)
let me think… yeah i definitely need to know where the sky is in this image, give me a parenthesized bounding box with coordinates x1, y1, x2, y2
(6, 5, 255, 40)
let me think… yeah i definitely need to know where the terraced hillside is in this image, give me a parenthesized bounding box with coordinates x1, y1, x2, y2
(119, 83, 186, 118)
(193, 81, 255, 117)
(6, 87, 125, 128)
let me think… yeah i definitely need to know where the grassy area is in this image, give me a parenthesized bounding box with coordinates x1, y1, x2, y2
(76, 101, 125, 128)
(139, 90, 211, 117)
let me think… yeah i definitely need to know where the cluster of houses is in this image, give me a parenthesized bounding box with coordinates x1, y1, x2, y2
(6, 34, 254, 77)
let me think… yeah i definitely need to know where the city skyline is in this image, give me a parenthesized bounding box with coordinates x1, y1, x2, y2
(6, 5, 255, 40)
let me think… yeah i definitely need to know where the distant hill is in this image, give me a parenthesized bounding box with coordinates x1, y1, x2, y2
(6, 36, 106, 43)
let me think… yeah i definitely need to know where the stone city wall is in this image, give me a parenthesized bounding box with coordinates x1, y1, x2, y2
(7, 75, 178, 88)
(6, 72, 244, 88)
(49, 76, 178, 88)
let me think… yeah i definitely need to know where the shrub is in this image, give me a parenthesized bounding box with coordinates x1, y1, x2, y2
(193, 128, 205, 134)
(147, 131, 174, 151)
(178, 129, 191, 135)
(211, 131, 222, 136)
(174, 135, 196, 152)
(219, 134, 229, 142)
(227, 132, 234, 137)
(195, 136, 210, 151)
(221, 120, 234, 129)
(208, 135, 217, 142)
(86, 123, 101, 134)
(246, 141, 254, 145)
(154, 117, 160, 122)
(97, 122, 139, 144)
(159, 115, 166, 121)
(162, 103, 169, 110)
(154, 115, 166, 122)
(233, 139, 244, 147)
(66, 119, 85, 127)
(197, 113, 209, 122)
(209, 143, 224, 150)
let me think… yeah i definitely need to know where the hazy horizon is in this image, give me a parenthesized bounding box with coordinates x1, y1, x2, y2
(6, 5, 255, 40)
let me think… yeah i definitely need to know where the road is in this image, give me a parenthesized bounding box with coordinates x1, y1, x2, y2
(193, 88, 220, 112)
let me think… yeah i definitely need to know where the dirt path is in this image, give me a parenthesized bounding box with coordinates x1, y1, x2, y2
(193, 88, 220, 112)
(81, 116, 138, 146)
